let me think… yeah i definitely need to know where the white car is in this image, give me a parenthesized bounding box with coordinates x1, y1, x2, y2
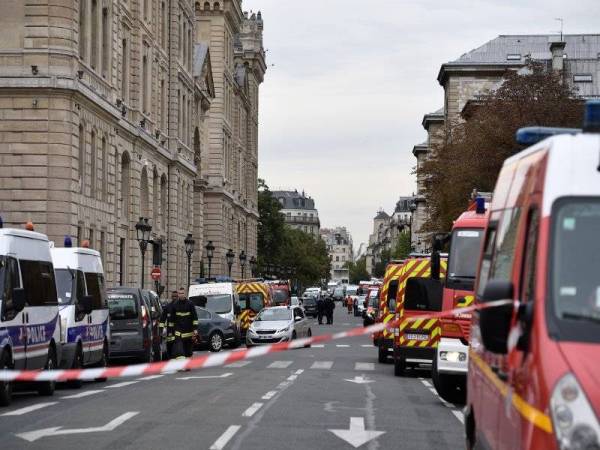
(246, 306, 312, 347)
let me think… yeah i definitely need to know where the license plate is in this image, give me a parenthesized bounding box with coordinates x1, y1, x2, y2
(405, 333, 428, 341)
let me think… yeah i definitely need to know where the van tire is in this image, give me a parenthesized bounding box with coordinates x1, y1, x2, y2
(37, 347, 57, 396)
(67, 346, 83, 389)
(394, 354, 406, 377)
(378, 343, 388, 364)
(0, 350, 13, 407)
(94, 343, 108, 382)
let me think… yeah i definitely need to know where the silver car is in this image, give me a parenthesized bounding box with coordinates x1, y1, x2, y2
(246, 306, 312, 347)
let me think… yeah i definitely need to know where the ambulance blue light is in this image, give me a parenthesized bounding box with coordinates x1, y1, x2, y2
(583, 100, 600, 133)
(64, 236, 72, 248)
(475, 197, 486, 214)
(516, 127, 581, 146)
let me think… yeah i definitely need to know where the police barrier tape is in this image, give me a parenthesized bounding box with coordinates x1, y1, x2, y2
(0, 299, 513, 382)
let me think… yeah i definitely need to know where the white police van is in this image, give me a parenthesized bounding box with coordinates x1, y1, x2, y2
(0, 221, 61, 406)
(52, 238, 109, 387)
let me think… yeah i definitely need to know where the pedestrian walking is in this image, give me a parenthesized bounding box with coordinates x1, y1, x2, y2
(158, 290, 178, 359)
(316, 296, 325, 325)
(171, 287, 199, 361)
(346, 296, 352, 314)
(325, 296, 335, 325)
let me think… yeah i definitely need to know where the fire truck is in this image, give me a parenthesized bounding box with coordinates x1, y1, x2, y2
(265, 280, 291, 306)
(235, 280, 271, 339)
(431, 197, 489, 404)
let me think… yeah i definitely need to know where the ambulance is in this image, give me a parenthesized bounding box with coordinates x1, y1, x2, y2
(235, 279, 271, 339)
(0, 221, 61, 406)
(373, 262, 404, 363)
(466, 101, 600, 449)
(52, 238, 109, 387)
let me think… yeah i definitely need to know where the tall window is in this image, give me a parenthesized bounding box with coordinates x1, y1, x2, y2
(120, 152, 130, 217)
(161, 2, 167, 49)
(121, 37, 129, 101)
(160, 175, 167, 230)
(142, 51, 148, 114)
(78, 123, 85, 193)
(79, 0, 87, 61)
(152, 169, 159, 226)
(140, 168, 149, 218)
(102, 8, 110, 78)
(160, 77, 166, 131)
(188, 28, 192, 70)
(91, 0, 99, 70)
(101, 136, 108, 200)
(90, 130, 97, 197)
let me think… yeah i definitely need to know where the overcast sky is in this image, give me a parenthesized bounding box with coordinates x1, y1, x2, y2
(242, 0, 600, 250)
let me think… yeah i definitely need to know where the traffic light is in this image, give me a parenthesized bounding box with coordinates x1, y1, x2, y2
(152, 239, 163, 266)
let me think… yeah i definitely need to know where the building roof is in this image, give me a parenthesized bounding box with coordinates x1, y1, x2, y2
(272, 190, 316, 210)
(438, 34, 600, 84)
(395, 196, 416, 213)
(412, 141, 428, 156)
(374, 210, 389, 220)
(422, 107, 445, 130)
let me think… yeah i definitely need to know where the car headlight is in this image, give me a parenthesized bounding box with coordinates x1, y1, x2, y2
(60, 316, 68, 344)
(439, 351, 467, 363)
(551, 373, 600, 450)
(277, 326, 290, 334)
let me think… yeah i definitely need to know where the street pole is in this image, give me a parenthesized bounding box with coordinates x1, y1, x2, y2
(187, 253, 191, 289)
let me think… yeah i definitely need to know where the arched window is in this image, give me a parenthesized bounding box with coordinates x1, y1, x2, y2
(203, 2, 210, 11)
(193, 127, 201, 168)
(90, 129, 97, 197)
(140, 167, 149, 218)
(101, 136, 108, 201)
(152, 168, 159, 226)
(120, 152, 130, 218)
(78, 123, 85, 193)
(214, 2, 220, 11)
(160, 174, 167, 230)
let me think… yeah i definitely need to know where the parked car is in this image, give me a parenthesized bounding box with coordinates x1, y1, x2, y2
(194, 307, 238, 352)
(290, 296, 301, 306)
(354, 295, 366, 316)
(302, 296, 318, 318)
(363, 296, 379, 326)
(246, 306, 312, 347)
(142, 290, 166, 360)
(106, 287, 155, 362)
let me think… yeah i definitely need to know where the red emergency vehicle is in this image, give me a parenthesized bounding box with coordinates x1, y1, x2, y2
(266, 280, 291, 306)
(466, 102, 600, 450)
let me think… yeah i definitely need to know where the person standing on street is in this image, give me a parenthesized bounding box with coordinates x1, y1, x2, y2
(346, 295, 352, 314)
(325, 295, 335, 325)
(171, 287, 199, 360)
(159, 290, 179, 359)
(316, 295, 325, 325)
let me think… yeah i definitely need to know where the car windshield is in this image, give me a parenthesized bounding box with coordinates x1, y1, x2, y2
(107, 294, 138, 320)
(272, 289, 288, 303)
(448, 229, 483, 279)
(551, 200, 600, 337)
(191, 294, 232, 314)
(256, 308, 291, 322)
(55, 268, 74, 305)
(303, 297, 316, 305)
(346, 286, 358, 295)
(239, 293, 264, 313)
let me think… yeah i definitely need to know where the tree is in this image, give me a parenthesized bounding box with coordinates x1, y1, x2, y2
(392, 232, 411, 260)
(257, 179, 286, 271)
(344, 257, 370, 284)
(372, 248, 391, 278)
(420, 62, 584, 232)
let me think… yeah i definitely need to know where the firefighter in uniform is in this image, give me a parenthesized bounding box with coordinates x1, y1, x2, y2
(172, 288, 199, 359)
(159, 290, 179, 359)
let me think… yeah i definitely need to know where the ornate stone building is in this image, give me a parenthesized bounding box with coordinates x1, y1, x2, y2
(0, 0, 263, 292)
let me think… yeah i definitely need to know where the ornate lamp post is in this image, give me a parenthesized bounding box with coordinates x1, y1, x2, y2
(135, 217, 152, 289)
(205, 241, 215, 278)
(239, 251, 247, 279)
(184, 233, 195, 289)
(409, 201, 417, 252)
(226, 249, 235, 278)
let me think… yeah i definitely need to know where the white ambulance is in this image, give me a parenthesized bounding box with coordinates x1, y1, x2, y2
(0, 222, 61, 406)
(52, 238, 109, 387)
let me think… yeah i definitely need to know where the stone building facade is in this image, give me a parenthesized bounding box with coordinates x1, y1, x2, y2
(321, 227, 353, 282)
(0, 0, 263, 292)
(271, 190, 320, 237)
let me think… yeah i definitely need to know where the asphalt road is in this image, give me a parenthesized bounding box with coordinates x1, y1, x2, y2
(0, 306, 464, 449)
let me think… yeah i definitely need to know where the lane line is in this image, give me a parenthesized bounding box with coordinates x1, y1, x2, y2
(137, 375, 165, 381)
(105, 381, 139, 389)
(421, 380, 432, 388)
(452, 410, 465, 424)
(225, 361, 252, 368)
(287, 375, 298, 381)
(294, 369, 304, 375)
(267, 361, 293, 369)
(354, 362, 375, 371)
(310, 361, 333, 370)
(61, 389, 105, 399)
(361, 344, 372, 348)
(209, 425, 242, 450)
(1, 402, 58, 416)
(336, 345, 350, 348)
(242, 402, 263, 418)
(312, 344, 325, 348)
(261, 391, 277, 400)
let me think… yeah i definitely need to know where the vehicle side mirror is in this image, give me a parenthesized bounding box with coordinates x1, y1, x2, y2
(12, 288, 26, 313)
(295, 316, 302, 322)
(80, 295, 94, 315)
(479, 279, 514, 354)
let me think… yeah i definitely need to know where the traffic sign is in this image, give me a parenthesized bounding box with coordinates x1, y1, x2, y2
(151, 267, 161, 281)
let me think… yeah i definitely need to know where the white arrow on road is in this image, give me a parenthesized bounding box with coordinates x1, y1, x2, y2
(345, 375, 374, 384)
(176, 372, 233, 381)
(15, 412, 139, 442)
(329, 417, 385, 448)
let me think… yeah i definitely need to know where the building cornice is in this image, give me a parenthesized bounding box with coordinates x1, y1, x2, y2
(412, 143, 428, 157)
(437, 62, 523, 86)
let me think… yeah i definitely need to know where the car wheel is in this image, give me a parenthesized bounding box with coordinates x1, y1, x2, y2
(292, 331, 297, 341)
(378, 342, 388, 364)
(67, 346, 83, 389)
(304, 329, 312, 348)
(38, 347, 57, 396)
(209, 332, 224, 352)
(394, 353, 406, 377)
(0, 350, 13, 407)
(95, 342, 108, 382)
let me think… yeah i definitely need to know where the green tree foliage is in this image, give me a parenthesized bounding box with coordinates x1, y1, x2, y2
(372, 249, 391, 278)
(257, 179, 286, 267)
(344, 257, 370, 284)
(420, 62, 584, 232)
(392, 232, 412, 260)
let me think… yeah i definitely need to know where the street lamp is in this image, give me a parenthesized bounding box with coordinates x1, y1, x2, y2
(226, 249, 235, 278)
(249, 256, 257, 277)
(409, 201, 417, 252)
(205, 240, 215, 278)
(135, 217, 152, 289)
(184, 233, 195, 289)
(239, 251, 247, 279)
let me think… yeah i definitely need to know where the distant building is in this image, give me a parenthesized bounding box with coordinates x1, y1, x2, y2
(272, 190, 320, 237)
(321, 227, 353, 282)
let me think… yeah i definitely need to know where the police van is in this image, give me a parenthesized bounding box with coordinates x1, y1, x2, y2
(52, 238, 109, 387)
(0, 221, 61, 406)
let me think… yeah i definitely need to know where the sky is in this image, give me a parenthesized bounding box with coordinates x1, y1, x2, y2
(242, 0, 600, 250)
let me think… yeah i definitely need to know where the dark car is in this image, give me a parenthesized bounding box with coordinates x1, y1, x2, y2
(302, 296, 318, 318)
(142, 290, 166, 360)
(107, 287, 155, 362)
(195, 307, 238, 352)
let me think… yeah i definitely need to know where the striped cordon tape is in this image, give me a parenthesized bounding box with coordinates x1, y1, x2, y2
(0, 300, 512, 382)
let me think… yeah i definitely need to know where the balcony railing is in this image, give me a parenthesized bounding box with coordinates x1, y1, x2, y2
(285, 216, 320, 225)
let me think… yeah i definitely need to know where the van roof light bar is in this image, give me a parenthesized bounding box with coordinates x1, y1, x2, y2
(583, 99, 600, 133)
(516, 127, 581, 146)
(475, 197, 486, 214)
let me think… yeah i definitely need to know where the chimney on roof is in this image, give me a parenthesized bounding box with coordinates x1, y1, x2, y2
(550, 41, 566, 72)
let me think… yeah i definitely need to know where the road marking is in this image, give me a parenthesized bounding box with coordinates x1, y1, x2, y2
(311, 361, 333, 370)
(105, 381, 139, 389)
(452, 410, 465, 424)
(429, 388, 438, 395)
(61, 390, 105, 399)
(345, 375, 374, 384)
(312, 344, 325, 348)
(2, 402, 58, 416)
(262, 391, 277, 400)
(242, 402, 263, 417)
(287, 374, 298, 381)
(15, 411, 139, 442)
(210, 425, 242, 450)
(177, 373, 233, 381)
(137, 374, 164, 381)
(267, 360, 292, 369)
(421, 376, 465, 425)
(361, 344, 372, 348)
(336, 344, 350, 348)
(294, 369, 304, 375)
(354, 362, 375, 371)
(226, 361, 252, 368)
(329, 417, 385, 448)
(421, 379, 432, 388)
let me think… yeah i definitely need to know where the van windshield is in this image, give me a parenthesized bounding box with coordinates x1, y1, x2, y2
(272, 289, 288, 304)
(191, 294, 232, 314)
(551, 200, 600, 341)
(107, 294, 138, 320)
(239, 293, 264, 313)
(55, 269, 74, 305)
(448, 229, 483, 280)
